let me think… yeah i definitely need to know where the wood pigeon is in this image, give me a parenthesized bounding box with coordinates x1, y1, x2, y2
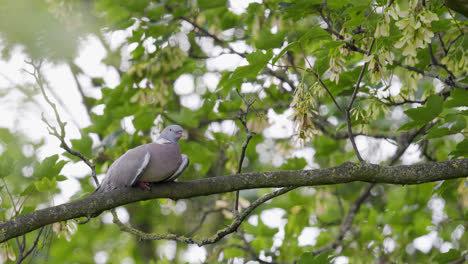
(96, 125, 189, 192)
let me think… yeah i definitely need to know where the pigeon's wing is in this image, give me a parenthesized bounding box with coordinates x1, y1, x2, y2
(139, 142, 183, 182)
(100, 145, 151, 192)
(164, 154, 189, 182)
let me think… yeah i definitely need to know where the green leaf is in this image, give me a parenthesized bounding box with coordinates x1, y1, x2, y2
(433, 249, 461, 263)
(297, 251, 332, 264)
(166, 107, 200, 128)
(221, 50, 273, 88)
(450, 139, 468, 158)
(272, 42, 298, 65)
(70, 133, 93, 158)
(34, 177, 57, 192)
(299, 25, 330, 43)
(223, 247, 245, 259)
(198, 0, 226, 9)
(280, 157, 307, 170)
(405, 95, 443, 122)
(431, 19, 453, 33)
(20, 206, 36, 215)
(133, 111, 156, 131)
(400, 95, 443, 130)
(255, 29, 285, 50)
(398, 120, 420, 131)
(56, 175, 68, 181)
(33, 154, 67, 179)
(0, 156, 15, 178)
(425, 127, 451, 139)
(445, 113, 467, 132)
(445, 89, 468, 108)
(218, 99, 242, 114)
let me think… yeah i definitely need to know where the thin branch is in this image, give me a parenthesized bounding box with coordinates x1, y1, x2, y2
(334, 186, 344, 217)
(26, 61, 99, 187)
(185, 208, 226, 236)
(437, 33, 448, 56)
(238, 233, 285, 264)
(234, 89, 256, 212)
(388, 123, 433, 165)
(448, 254, 468, 264)
(394, 61, 467, 89)
(310, 11, 467, 89)
(67, 62, 92, 116)
(428, 43, 457, 82)
(16, 227, 45, 264)
(313, 183, 374, 255)
(446, 33, 464, 54)
(1, 178, 19, 216)
(347, 38, 375, 111)
(345, 38, 376, 163)
(298, 42, 345, 115)
(111, 187, 296, 246)
(166, 6, 298, 91)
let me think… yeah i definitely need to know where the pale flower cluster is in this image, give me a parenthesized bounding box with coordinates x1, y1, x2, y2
(328, 30, 351, 84)
(363, 50, 393, 83)
(329, 54, 346, 84)
(441, 48, 468, 74)
(290, 83, 320, 142)
(53, 220, 77, 241)
(387, 0, 438, 66)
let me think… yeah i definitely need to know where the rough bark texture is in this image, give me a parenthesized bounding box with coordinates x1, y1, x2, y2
(1, 159, 467, 243)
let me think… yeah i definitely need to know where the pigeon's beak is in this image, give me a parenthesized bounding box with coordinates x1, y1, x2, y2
(177, 131, 184, 137)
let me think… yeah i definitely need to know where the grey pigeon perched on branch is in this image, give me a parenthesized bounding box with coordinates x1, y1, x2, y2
(96, 125, 189, 192)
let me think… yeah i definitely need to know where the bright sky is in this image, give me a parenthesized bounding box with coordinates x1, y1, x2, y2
(0, 0, 447, 263)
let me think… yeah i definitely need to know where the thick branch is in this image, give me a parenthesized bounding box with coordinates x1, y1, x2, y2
(1, 159, 467, 243)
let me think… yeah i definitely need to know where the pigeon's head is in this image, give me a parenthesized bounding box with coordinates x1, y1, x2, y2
(160, 125, 184, 142)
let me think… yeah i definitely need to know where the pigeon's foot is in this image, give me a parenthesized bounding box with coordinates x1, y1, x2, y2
(138, 181, 151, 191)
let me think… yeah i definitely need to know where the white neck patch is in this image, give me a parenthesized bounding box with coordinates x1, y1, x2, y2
(155, 138, 171, 144)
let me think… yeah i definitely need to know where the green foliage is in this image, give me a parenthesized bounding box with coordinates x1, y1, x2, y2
(0, 0, 467, 263)
(297, 251, 332, 264)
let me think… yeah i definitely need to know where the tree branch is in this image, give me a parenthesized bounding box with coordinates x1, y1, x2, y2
(0, 159, 467, 243)
(111, 187, 295, 246)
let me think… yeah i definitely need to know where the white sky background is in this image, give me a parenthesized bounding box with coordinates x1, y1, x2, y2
(0, 0, 452, 263)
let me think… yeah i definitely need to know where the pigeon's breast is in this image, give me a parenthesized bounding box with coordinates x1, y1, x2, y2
(139, 142, 182, 182)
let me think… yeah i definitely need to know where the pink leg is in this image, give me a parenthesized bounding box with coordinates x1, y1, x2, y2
(138, 181, 151, 191)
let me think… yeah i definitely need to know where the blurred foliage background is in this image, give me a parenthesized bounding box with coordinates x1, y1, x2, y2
(0, 0, 467, 263)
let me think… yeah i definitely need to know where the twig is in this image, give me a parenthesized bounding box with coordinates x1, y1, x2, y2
(448, 254, 467, 264)
(446, 33, 464, 54)
(345, 38, 375, 163)
(313, 183, 374, 255)
(312, 9, 467, 89)
(334, 186, 344, 217)
(1, 178, 19, 216)
(297, 42, 345, 115)
(15, 227, 45, 264)
(26, 60, 99, 187)
(388, 123, 433, 165)
(428, 43, 457, 82)
(437, 33, 448, 56)
(112, 187, 296, 246)
(166, 5, 298, 91)
(238, 233, 284, 264)
(185, 208, 226, 236)
(234, 89, 256, 212)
